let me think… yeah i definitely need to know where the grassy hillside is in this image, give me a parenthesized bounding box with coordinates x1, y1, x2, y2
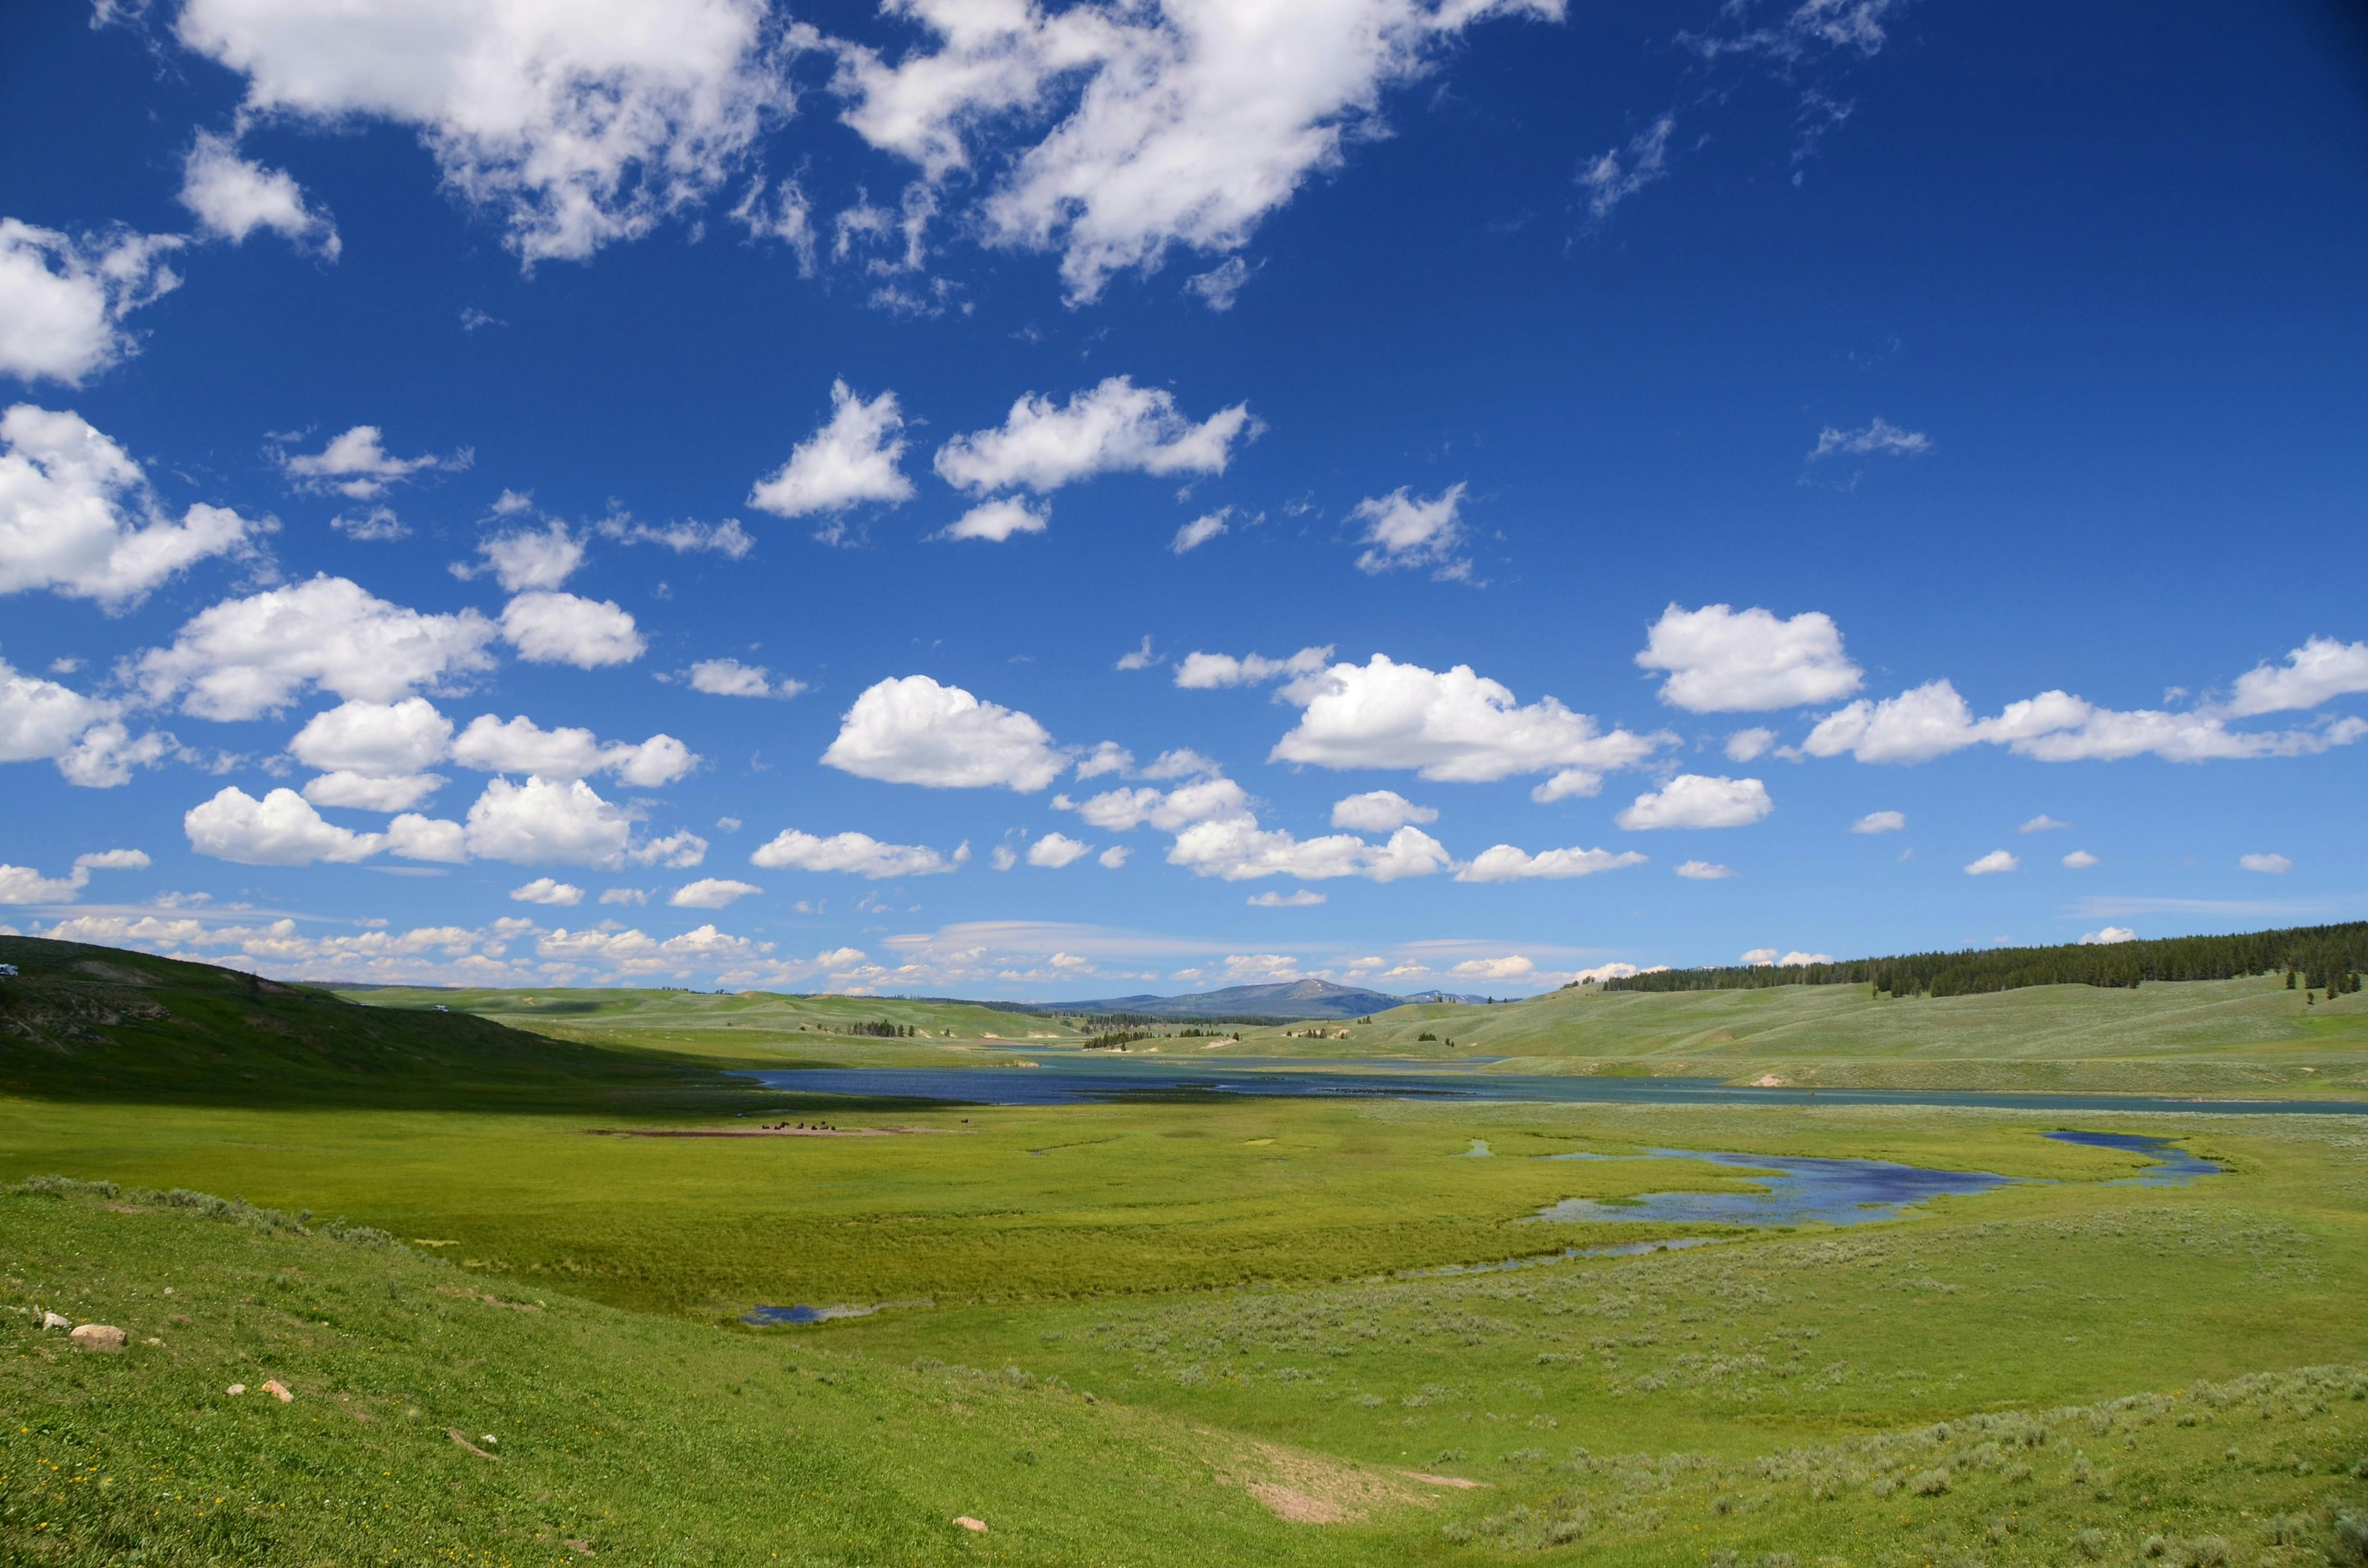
(0, 1178, 1392, 1567)
(0, 936, 771, 1114)
(341, 983, 1085, 1068)
(7, 1104, 2366, 1565)
(1219, 975, 2368, 1095)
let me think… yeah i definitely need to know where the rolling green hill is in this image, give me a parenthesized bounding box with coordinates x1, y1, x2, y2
(340, 981, 1087, 1067)
(0, 935, 765, 1113)
(1196, 975, 2368, 1095)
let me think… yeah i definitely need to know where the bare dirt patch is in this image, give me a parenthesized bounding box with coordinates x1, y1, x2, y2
(1224, 1440, 1431, 1524)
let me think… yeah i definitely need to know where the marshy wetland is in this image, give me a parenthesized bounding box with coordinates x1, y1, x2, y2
(3, 936, 2366, 1564)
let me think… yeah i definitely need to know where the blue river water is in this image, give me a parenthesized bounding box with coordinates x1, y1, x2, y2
(738, 1060, 2366, 1116)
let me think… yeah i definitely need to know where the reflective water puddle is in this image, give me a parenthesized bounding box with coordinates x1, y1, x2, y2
(1524, 1130, 2220, 1229)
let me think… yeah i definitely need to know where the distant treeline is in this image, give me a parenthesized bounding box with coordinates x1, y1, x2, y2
(1047, 1013, 1289, 1029)
(1597, 921, 2368, 1000)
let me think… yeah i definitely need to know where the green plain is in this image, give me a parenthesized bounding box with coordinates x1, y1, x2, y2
(4, 938, 2367, 1564)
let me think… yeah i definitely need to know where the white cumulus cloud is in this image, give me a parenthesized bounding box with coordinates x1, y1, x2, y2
(1802, 654, 2368, 768)
(933, 376, 1255, 494)
(458, 519, 582, 591)
(1174, 644, 1331, 689)
(747, 381, 914, 530)
(940, 496, 1048, 543)
(0, 848, 150, 905)
(1636, 603, 1862, 712)
(1, 404, 266, 610)
(499, 591, 645, 667)
(509, 877, 583, 906)
(185, 785, 386, 865)
(1850, 809, 1906, 834)
(462, 776, 635, 867)
(596, 512, 754, 558)
(1329, 790, 1437, 833)
(1615, 774, 1773, 831)
(136, 576, 498, 721)
(1172, 818, 1451, 883)
(0, 655, 160, 789)
(2225, 637, 2368, 717)
(1026, 832, 1094, 868)
(1270, 653, 1667, 788)
(300, 771, 444, 812)
(288, 697, 453, 778)
(1452, 955, 1536, 980)
(1076, 771, 1451, 883)
(449, 714, 695, 787)
(0, 219, 183, 385)
(2019, 814, 2072, 833)
(2239, 853, 2291, 874)
(749, 828, 968, 879)
(172, 0, 789, 266)
(2081, 926, 2136, 945)
(1675, 859, 1738, 880)
(2061, 850, 2098, 869)
(687, 658, 802, 698)
(1247, 888, 1323, 906)
(830, 0, 1557, 302)
(1725, 727, 1776, 762)
(1455, 844, 1648, 882)
(1351, 482, 1469, 578)
(282, 426, 466, 500)
(180, 130, 339, 256)
(1963, 849, 2018, 876)
(670, 877, 761, 908)
(385, 813, 468, 862)
(822, 675, 1065, 791)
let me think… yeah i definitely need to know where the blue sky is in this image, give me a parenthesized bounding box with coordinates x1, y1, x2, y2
(2, 0, 2364, 997)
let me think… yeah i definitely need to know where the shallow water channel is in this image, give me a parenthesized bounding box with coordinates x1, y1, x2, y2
(740, 1060, 2367, 1116)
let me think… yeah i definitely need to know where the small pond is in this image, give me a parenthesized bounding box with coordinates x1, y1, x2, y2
(1523, 1129, 2222, 1230)
(1525, 1147, 2016, 1229)
(742, 1298, 927, 1327)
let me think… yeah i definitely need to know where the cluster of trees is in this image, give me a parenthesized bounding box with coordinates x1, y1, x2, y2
(1054, 1012, 1285, 1029)
(1082, 1029, 1159, 1051)
(843, 1019, 919, 1038)
(1597, 921, 2368, 1000)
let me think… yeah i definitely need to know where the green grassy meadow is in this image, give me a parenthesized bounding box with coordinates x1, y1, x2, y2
(6, 937, 2368, 1564)
(1214, 978, 2368, 1096)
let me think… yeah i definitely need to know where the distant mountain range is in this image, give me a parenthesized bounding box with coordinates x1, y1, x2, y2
(1010, 978, 1495, 1021)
